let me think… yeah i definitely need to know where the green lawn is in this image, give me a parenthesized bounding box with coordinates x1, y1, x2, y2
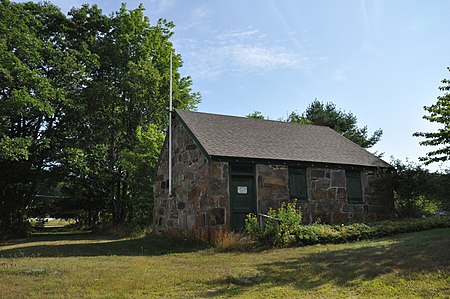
(1, 228, 449, 298)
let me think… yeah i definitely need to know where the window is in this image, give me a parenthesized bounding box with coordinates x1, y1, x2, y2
(231, 164, 254, 176)
(289, 168, 308, 201)
(346, 171, 363, 203)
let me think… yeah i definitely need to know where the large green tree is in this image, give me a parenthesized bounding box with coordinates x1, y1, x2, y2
(247, 100, 382, 148)
(287, 100, 382, 148)
(246, 101, 382, 148)
(62, 4, 199, 225)
(414, 67, 450, 165)
(0, 0, 93, 237)
(0, 1, 199, 237)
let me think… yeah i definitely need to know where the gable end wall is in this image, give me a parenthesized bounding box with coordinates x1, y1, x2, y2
(153, 116, 230, 241)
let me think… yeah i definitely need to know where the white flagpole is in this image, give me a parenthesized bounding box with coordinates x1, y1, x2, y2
(168, 51, 173, 197)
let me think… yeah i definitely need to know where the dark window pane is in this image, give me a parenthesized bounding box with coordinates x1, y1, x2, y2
(289, 168, 307, 201)
(231, 164, 254, 175)
(346, 171, 363, 203)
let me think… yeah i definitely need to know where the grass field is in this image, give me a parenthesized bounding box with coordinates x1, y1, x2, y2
(1, 228, 449, 298)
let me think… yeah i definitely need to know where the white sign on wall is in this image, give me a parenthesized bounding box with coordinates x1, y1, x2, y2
(237, 186, 248, 194)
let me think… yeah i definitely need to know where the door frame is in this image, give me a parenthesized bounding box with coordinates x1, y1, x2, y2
(229, 164, 257, 231)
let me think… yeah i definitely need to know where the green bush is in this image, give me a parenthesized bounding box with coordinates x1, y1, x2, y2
(244, 213, 263, 240)
(246, 202, 450, 247)
(390, 159, 450, 218)
(245, 200, 302, 247)
(394, 194, 441, 218)
(296, 225, 321, 245)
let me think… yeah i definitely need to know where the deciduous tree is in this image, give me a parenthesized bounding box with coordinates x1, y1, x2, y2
(0, 0, 92, 237)
(286, 100, 383, 148)
(0, 1, 199, 237)
(414, 67, 450, 164)
(246, 111, 266, 119)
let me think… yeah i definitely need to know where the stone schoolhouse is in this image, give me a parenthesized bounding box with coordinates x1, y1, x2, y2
(153, 110, 393, 241)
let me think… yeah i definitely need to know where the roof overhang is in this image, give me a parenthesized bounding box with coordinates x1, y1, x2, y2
(211, 155, 393, 171)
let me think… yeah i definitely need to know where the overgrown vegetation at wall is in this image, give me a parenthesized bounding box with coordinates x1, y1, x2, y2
(389, 159, 450, 218)
(245, 201, 302, 247)
(245, 203, 450, 247)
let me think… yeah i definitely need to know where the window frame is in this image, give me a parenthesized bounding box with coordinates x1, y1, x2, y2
(288, 167, 308, 201)
(346, 171, 364, 204)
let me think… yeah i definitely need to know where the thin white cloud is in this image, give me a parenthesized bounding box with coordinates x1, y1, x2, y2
(229, 45, 300, 70)
(191, 5, 208, 19)
(177, 4, 210, 32)
(269, 0, 304, 51)
(218, 29, 260, 40)
(359, 0, 384, 54)
(331, 69, 349, 82)
(176, 25, 324, 80)
(148, 0, 175, 14)
(183, 43, 320, 80)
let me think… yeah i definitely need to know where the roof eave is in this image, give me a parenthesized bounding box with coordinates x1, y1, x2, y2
(175, 110, 212, 162)
(210, 155, 392, 170)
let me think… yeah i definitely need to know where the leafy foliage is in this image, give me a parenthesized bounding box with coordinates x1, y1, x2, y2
(295, 218, 450, 246)
(0, 0, 88, 237)
(245, 200, 302, 247)
(414, 67, 450, 164)
(246, 111, 266, 119)
(246, 100, 382, 148)
(389, 158, 450, 217)
(0, 1, 199, 238)
(246, 205, 450, 247)
(287, 100, 383, 148)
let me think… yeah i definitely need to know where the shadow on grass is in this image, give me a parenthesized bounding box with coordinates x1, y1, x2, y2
(0, 227, 119, 247)
(202, 228, 450, 297)
(0, 227, 208, 258)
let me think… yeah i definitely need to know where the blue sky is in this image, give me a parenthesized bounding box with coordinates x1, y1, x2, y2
(26, 0, 450, 170)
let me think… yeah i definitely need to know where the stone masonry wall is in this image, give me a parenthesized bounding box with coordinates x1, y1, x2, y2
(256, 164, 289, 214)
(360, 169, 394, 220)
(153, 116, 229, 241)
(256, 165, 393, 224)
(302, 168, 393, 224)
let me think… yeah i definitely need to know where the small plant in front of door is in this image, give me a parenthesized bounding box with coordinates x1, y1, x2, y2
(245, 200, 302, 247)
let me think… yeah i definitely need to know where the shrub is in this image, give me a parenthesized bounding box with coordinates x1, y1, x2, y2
(0, 220, 31, 240)
(395, 194, 441, 218)
(296, 225, 320, 245)
(339, 223, 373, 241)
(247, 205, 450, 247)
(245, 200, 302, 247)
(390, 158, 450, 218)
(245, 213, 262, 239)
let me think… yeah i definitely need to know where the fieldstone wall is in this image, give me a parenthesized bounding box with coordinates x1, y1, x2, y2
(255, 165, 393, 224)
(360, 170, 394, 220)
(256, 164, 289, 214)
(302, 168, 393, 224)
(153, 116, 230, 241)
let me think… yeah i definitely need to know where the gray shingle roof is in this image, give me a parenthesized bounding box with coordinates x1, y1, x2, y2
(176, 109, 390, 168)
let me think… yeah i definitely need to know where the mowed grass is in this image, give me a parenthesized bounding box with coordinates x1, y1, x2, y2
(1, 228, 449, 298)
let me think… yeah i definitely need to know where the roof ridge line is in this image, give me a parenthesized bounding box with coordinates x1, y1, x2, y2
(175, 109, 336, 130)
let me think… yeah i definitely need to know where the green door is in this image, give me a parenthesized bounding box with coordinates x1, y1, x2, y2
(230, 176, 256, 231)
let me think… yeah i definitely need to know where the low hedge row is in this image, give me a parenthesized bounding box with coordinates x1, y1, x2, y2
(295, 217, 450, 246)
(245, 202, 450, 247)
